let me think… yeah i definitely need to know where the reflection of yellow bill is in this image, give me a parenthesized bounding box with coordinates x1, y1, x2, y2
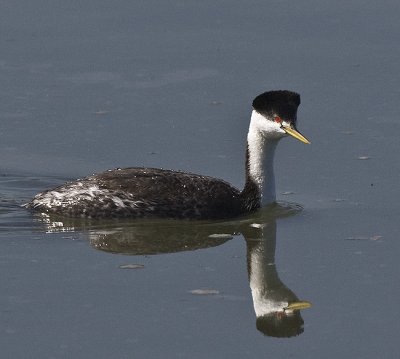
(282, 126, 311, 144)
(284, 301, 312, 311)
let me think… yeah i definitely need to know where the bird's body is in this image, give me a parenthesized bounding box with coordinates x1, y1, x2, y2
(26, 90, 310, 220)
(30, 168, 246, 219)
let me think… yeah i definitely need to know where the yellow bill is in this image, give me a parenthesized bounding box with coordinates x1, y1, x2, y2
(284, 301, 312, 311)
(282, 126, 311, 144)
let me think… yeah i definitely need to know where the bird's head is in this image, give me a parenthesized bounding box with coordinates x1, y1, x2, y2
(252, 90, 310, 144)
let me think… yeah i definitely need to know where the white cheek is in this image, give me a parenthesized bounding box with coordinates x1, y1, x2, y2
(260, 121, 286, 139)
(250, 111, 287, 139)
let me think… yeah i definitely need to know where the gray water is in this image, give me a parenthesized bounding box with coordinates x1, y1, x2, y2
(1, 1, 399, 358)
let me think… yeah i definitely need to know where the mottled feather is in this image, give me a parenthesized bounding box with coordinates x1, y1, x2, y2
(27, 168, 245, 219)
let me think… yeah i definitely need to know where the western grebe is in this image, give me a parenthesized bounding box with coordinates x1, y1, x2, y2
(26, 90, 310, 219)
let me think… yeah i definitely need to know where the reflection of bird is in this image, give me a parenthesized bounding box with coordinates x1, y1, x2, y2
(34, 204, 311, 337)
(246, 221, 311, 338)
(26, 90, 310, 219)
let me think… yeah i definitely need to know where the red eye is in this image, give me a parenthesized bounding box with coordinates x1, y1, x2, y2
(274, 116, 282, 123)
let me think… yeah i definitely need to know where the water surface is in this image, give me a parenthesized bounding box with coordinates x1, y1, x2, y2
(1, 1, 399, 358)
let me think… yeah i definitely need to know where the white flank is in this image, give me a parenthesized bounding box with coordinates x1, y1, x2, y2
(30, 182, 150, 212)
(32, 184, 105, 208)
(111, 196, 126, 208)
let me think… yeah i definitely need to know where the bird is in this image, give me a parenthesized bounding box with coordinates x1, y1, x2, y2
(25, 90, 310, 220)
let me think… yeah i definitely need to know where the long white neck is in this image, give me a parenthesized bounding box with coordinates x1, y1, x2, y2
(246, 110, 280, 205)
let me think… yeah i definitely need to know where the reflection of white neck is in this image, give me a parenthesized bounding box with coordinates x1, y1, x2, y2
(251, 292, 286, 316)
(247, 111, 280, 205)
(249, 247, 285, 316)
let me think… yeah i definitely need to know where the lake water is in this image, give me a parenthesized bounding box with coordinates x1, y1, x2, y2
(1, 1, 399, 358)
